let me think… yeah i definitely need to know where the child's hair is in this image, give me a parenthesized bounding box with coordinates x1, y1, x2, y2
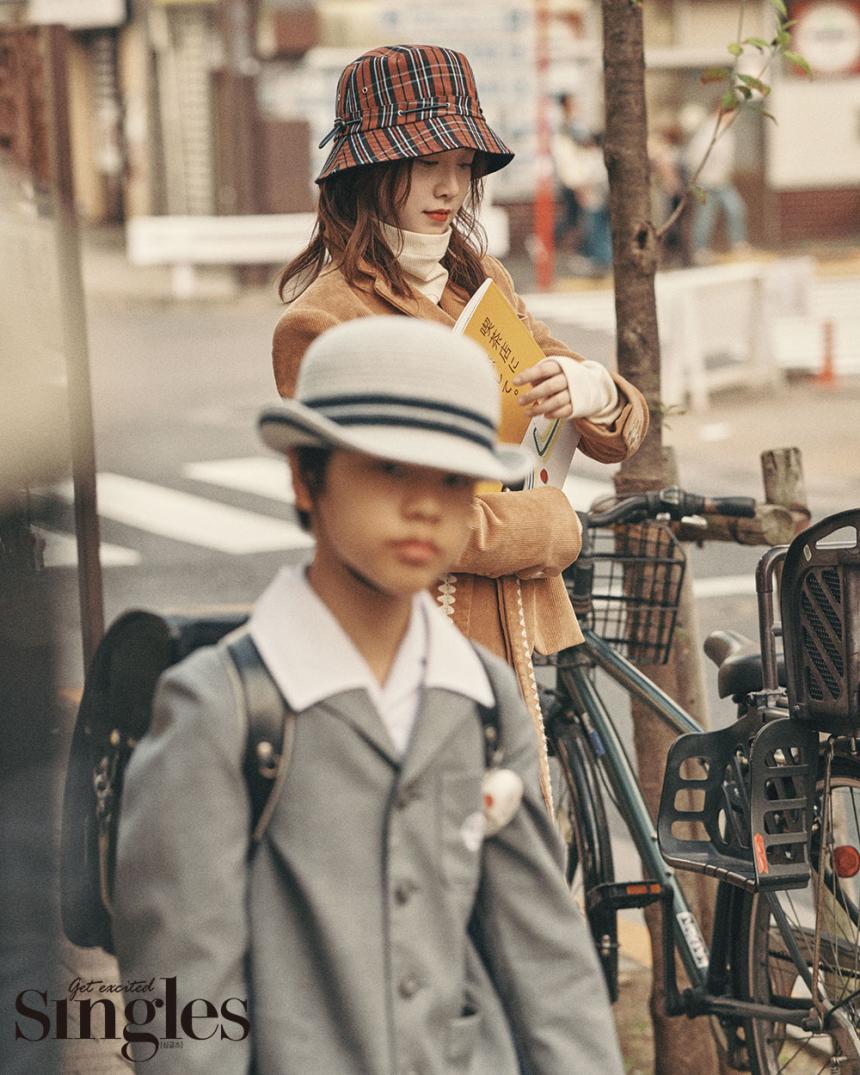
(293, 446, 331, 532)
(277, 156, 489, 303)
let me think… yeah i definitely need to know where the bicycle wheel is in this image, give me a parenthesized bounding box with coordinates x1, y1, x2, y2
(551, 713, 619, 1001)
(732, 755, 860, 1074)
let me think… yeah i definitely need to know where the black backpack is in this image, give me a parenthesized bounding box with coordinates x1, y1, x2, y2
(60, 609, 293, 955)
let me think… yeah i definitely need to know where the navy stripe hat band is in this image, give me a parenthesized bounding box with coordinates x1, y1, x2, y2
(316, 44, 514, 182)
(305, 392, 496, 433)
(258, 317, 530, 488)
(263, 410, 494, 453)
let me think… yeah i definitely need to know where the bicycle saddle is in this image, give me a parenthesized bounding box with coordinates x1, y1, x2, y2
(704, 629, 786, 699)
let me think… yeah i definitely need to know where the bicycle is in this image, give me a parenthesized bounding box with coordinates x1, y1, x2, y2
(540, 487, 860, 1074)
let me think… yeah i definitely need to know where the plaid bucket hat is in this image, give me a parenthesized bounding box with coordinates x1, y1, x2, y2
(316, 44, 514, 183)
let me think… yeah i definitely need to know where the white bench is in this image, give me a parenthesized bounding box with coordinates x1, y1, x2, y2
(126, 208, 510, 299)
(656, 258, 816, 410)
(126, 213, 318, 298)
(523, 257, 816, 411)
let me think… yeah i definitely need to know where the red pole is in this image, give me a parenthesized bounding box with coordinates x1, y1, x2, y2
(816, 319, 836, 386)
(533, 0, 555, 289)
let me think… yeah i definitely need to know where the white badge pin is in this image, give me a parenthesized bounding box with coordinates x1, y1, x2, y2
(481, 768, 524, 836)
(460, 810, 486, 852)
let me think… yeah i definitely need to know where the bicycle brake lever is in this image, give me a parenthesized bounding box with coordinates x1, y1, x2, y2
(679, 514, 708, 530)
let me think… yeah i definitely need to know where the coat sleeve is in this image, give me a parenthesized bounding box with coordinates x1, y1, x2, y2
(273, 303, 342, 398)
(485, 257, 650, 464)
(113, 648, 252, 1074)
(470, 654, 625, 1075)
(450, 487, 581, 579)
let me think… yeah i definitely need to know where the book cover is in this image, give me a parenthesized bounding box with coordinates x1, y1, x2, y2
(453, 278, 580, 491)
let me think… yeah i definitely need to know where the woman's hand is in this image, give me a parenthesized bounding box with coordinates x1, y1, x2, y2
(513, 359, 573, 420)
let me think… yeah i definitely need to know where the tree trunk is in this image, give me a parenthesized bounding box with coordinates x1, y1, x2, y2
(602, 3, 722, 1071)
(602, 0, 661, 487)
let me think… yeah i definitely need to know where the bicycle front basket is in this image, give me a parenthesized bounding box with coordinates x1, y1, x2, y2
(581, 521, 686, 665)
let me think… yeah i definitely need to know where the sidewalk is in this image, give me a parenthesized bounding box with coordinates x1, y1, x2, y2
(54, 907, 657, 1073)
(664, 373, 860, 520)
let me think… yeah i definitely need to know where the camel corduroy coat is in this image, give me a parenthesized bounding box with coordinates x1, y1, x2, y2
(272, 254, 649, 803)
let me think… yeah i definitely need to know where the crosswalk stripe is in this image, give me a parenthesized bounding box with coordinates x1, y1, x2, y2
(56, 473, 312, 554)
(35, 528, 142, 568)
(693, 574, 755, 598)
(562, 474, 614, 511)
(183, 454, 618, 516)
(183, 457, 294, 501)
(44, 466, 760, 597)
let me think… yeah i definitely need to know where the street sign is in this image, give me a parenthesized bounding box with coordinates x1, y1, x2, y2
(377, 2, 538, 201)
(791, 0, 860, 76)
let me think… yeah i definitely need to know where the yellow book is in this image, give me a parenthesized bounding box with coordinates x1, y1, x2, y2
(453, 278, 580, 491)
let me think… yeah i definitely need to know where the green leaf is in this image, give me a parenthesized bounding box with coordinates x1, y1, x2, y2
(742, 36, 771, 51)
(737, 85, 753, 100)
(700, 66, 731, 84)
(750, 100, 778, 123)
(783, 50, 812, 75)
(737, 73, 771, 95)
(691, 185, 707, 205)
(775, 27, 791, 46)
(769, 0, 788, 16)
(727, 42, 744, 57)
(721, 90, 739, 110)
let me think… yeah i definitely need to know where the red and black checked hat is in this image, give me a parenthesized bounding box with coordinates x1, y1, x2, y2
(316, 44, 514, 183)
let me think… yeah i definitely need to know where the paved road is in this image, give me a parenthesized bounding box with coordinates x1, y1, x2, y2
(40, 247, 859, 710)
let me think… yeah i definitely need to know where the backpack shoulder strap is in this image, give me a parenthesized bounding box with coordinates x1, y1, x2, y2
(226, 632, 296, 846)
(467, 642, 504, 768)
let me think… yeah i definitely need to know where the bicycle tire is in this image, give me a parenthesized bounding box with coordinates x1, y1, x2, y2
(551, 713, 619, 1001)
(731, 754, 860, 1074)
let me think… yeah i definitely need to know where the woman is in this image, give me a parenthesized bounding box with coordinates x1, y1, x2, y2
(272, 44, 648, 808)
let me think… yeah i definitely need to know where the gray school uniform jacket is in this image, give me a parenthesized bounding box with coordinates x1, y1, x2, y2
(114, 639, 624, 1075)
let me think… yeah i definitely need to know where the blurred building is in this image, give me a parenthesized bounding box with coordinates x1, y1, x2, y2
(3, 0, 857, 249)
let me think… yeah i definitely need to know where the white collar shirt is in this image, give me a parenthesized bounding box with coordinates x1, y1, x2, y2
(249, 564, 494, 756)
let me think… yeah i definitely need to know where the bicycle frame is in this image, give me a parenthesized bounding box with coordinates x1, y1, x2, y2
(557, 632, 709, 988)
(557, 629, 825, 1032)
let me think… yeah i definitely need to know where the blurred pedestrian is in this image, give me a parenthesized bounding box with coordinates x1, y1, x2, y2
(551, 93, 588, 254)
(685, 102, 750, 263)
(649, 113, 690, 266)
(114, 317, 627, 1075)
(575, 130, 613, 274)
(272, 44, 648, 808)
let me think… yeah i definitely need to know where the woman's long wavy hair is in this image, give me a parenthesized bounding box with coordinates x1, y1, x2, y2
(277, 155, 489, 302)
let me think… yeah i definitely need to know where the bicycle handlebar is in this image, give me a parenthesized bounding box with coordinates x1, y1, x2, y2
(585, 486, 757, 528)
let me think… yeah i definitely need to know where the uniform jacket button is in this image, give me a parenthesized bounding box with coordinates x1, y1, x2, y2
(394, 879, 416, 904)
(399, 974, 420, 998)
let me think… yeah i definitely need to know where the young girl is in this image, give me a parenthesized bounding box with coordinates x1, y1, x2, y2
(272, 43, 648, 809)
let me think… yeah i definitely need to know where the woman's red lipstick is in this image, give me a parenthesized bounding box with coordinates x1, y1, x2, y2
(424, 210, 450, 222)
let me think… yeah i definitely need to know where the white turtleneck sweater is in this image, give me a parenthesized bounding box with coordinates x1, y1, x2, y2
(380, 221, 451, 304)
(380, 222, 621, 425)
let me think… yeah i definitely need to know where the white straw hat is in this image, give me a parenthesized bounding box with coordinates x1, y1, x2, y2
(259, 317, 530, 487)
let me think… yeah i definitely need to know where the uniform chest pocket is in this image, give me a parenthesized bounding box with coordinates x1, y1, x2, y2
(439, 770, 485, 892)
